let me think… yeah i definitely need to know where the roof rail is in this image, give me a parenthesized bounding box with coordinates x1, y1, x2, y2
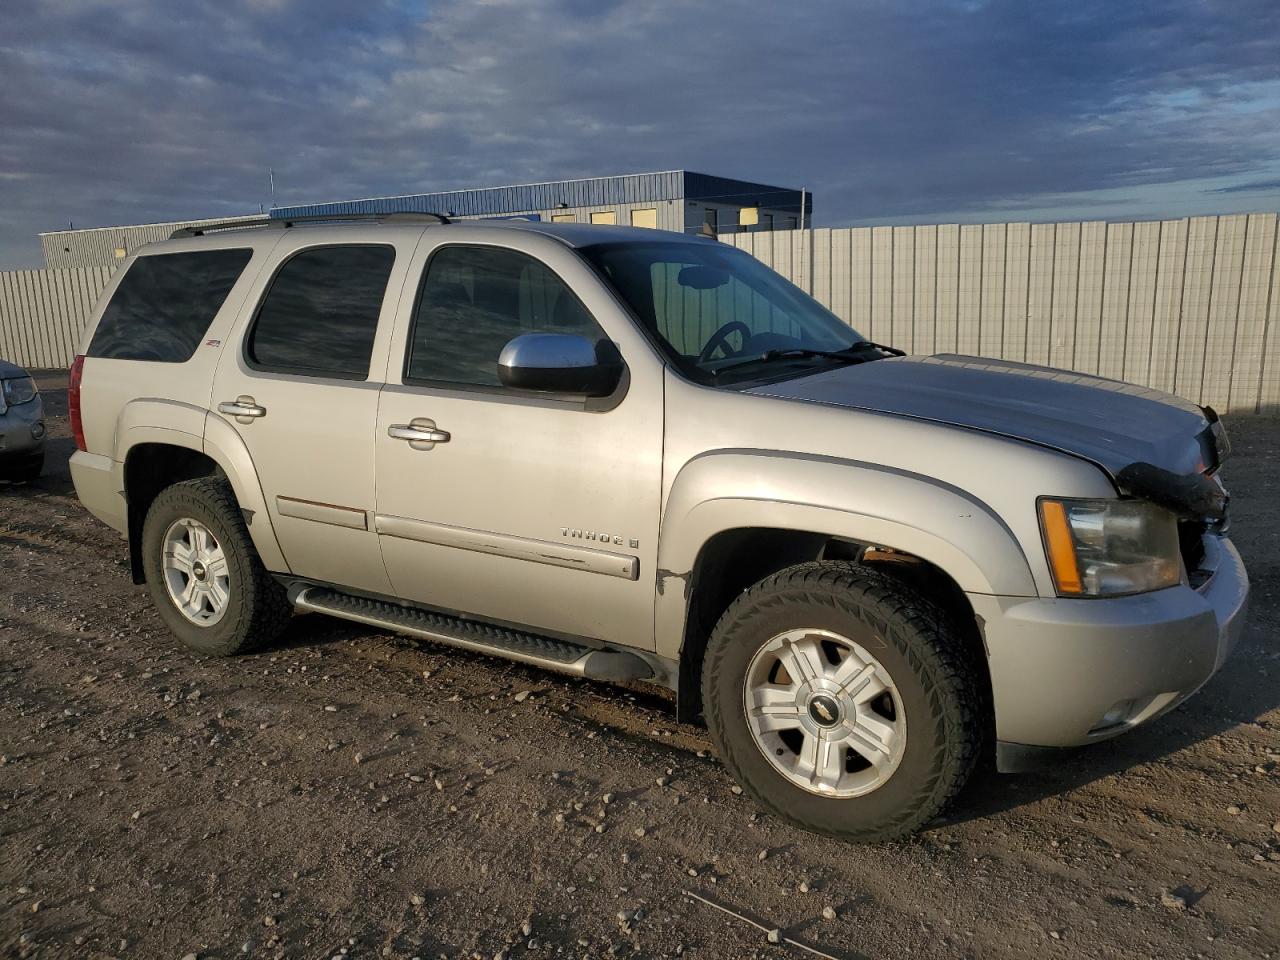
(169, 210, 451, 239)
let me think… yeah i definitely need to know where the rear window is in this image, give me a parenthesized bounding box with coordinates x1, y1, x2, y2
(88, 249, 252, 362)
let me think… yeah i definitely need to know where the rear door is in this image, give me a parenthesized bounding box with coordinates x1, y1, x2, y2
(211, 230, 420, 592)
(372, 232, 664, 650)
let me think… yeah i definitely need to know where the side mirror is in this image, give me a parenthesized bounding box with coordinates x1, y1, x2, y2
(497, 333, 623, 397)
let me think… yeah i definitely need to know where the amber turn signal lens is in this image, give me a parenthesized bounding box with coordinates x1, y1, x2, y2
(1040, 500, 1083, 595)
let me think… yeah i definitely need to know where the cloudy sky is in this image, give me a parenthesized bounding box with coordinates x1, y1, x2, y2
(2, 0, 1279, 267)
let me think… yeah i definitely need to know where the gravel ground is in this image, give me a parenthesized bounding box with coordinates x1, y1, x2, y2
(2, 372, 1278, 960)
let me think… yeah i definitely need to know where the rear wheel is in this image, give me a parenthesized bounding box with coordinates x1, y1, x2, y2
(141, 477, 291, 655)
(702, 561, 982, 841)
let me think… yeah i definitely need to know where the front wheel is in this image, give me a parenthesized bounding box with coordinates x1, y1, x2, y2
(702, 561, 983, 841)
(141, 477, 291, 656)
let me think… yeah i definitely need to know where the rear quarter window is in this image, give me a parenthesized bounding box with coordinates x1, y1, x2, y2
(88, 249, 252, 362)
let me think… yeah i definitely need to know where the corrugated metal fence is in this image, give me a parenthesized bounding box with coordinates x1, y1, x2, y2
(722, 213, 1280, 414)
(3, 213, 1279, 413)
(0, 266, 114, 369)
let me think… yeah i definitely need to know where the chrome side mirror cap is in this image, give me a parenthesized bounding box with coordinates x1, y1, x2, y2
(497, 333, 623, 397)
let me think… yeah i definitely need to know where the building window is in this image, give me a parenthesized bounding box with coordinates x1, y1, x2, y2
(762, 214, 774, 231)
(551, 213, 576, 223)
(630, 208, 658, 229)
(589, 211, 617, 225)
(785, 217, 798, 230)
(704, 208, 718, 232)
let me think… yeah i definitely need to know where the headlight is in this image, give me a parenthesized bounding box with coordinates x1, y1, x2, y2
(2, 376, 38, 407)
(1038, 498, 1181, 597)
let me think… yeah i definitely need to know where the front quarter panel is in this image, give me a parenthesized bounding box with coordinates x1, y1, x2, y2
(654, 451, 1036, 661)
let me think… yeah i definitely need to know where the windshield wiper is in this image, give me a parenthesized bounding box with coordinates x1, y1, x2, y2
(712, 339, 904, 377)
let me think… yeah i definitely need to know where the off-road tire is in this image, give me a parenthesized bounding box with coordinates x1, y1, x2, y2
(141, 477, 291, 656)
(702, 561, 983, 842)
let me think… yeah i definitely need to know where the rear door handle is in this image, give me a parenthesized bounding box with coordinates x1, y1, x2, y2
(217, 396, 267, 420)
(388, 419, 450, 449)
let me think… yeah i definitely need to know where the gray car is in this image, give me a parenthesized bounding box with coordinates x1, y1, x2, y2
(67, 213, 1248, 841)
(0, 358, 46, 483)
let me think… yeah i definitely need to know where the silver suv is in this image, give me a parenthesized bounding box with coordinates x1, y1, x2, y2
(69, 213, 1248, 841)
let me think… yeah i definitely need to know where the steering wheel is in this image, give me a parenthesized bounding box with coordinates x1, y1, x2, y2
(697, 320, 752, 364)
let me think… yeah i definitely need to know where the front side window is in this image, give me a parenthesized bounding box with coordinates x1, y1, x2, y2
(579, 240, 867, 385)
(406, 245, 603, 388)
(247, 245, 395, 379)
(89, 249, 252, 362)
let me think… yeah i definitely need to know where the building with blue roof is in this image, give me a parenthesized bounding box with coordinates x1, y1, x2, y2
(40, 171, 812, 268)
(269, 170, 810, 237)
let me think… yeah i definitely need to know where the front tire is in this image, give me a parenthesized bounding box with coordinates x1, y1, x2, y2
(702, 561, 982, 842)
(141, 477, 291, 656)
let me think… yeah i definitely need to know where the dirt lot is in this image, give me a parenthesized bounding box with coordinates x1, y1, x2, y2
(2, 373, 1278, 960)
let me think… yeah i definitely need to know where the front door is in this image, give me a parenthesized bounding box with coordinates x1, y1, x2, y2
(373, 236, 663, 650)
(211, 237, 415, 594)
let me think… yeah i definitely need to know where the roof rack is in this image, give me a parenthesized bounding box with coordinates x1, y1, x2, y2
(169, 210, 450, 239)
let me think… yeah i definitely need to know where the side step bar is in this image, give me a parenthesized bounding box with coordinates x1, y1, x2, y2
(293, 587, 653, 682)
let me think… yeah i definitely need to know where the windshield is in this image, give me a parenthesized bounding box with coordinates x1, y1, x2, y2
(578, 240, 869, 384)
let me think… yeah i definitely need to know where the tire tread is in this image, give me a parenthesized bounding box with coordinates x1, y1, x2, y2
(702, 560, 983, 842)
(142, 477, 290, 656)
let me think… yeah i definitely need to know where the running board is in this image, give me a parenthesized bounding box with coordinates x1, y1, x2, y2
(293, 587, 653, 682)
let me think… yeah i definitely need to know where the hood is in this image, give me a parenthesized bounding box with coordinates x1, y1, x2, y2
(747, 354, 1230, 519)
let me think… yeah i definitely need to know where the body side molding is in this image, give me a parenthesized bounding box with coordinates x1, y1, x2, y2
(277, 495, 368, 530)
(374, 514, 640, 580)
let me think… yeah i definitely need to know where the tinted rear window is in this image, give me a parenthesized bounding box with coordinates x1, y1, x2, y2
(246, 245, 395, 380)
(89, 249, 252, 362)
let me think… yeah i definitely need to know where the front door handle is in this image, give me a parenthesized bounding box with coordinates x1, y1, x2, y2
(388, 419, 450, 450)
(217, 396, 267, 421)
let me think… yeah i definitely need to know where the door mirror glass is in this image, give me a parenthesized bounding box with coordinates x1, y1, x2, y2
(497, 333, 622, 396)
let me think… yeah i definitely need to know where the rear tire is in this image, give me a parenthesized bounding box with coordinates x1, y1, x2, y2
(702, 561, 982, 842)
(141, 477, 291, 656)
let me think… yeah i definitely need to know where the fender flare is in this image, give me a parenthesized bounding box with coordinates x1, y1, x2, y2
(113, 397, 208, 458)
(202, 413, 289, 572)
(654, 450, 1036, 662)
(112, 399, 288, 574)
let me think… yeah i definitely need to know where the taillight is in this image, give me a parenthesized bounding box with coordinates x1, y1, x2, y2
(68, 354, 86, 452)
